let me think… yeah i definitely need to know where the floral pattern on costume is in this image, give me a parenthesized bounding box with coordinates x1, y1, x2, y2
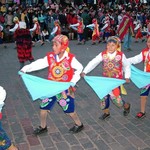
(56, 91, 69, 111)
(102, 53, 122, 78)
(40, 98, 53, 108)
(47, 53, 74, 82)
(52, 66, 64, 78)
(111, 95, 123, 107)
(100, 97, 107, 110)
(59, 99, 67, 107)
(0, 122, 11, 149)
(140, 84, 150, 94)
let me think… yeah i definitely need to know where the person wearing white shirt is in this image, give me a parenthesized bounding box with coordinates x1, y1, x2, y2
(81, 36, 131, 120)
(0, 86, 18, 150)
(41, 29, 49, 42)
(9, 17, 19, 33)
(29, 17, 44, 46)
(21, 34, 84, 135)
(128, 36, 150, 119)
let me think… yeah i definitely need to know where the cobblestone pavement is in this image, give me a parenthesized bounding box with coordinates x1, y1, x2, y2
(1, 39, 150, 150)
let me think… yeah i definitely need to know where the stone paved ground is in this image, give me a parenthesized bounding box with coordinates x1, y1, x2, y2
(1, 39, 150, 150)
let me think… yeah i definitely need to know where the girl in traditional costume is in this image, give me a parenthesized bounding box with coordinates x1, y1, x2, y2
(86, 18, 101, 45)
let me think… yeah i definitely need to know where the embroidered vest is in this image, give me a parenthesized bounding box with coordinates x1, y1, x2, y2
(92, 23, 100, 37)
(14, 22, 20, 38)
(35, 22, 40, 34)
(47, 52, 74, 82)
(105, 22, 111, 32)
(77, 22, 83, 33)
(102, 50, 123, 79)
(55, 24, 61, 35)
(142, 48, 150, 72)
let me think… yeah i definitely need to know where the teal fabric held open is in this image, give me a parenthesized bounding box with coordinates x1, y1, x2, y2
(84, 76, 126, 100)
(18, 71, 74, 101)
(131, 65, 150, 88)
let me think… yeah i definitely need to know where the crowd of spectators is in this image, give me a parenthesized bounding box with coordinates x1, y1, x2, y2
(0, 0, 150, 44)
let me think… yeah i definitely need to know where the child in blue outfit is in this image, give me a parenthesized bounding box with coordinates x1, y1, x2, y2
(21, 34, 84, 135)
(0, 86, 18, 150)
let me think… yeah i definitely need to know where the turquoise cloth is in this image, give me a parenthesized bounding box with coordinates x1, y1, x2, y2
(86, 26, 94, 30)
(70, 26, 77, 31)
(19, 72, 74, 101)
(84, 76, 125, 99)
(131, 65, 150, 88)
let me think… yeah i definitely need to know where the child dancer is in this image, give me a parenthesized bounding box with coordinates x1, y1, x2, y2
(134, 20, 143, 43)
(49, 20, 61, 41)
(30, 17, 44, 46)
(128, 36, 150, 119)
(9, 17, 19, 33)
(70, 17, 85, 45)
(81, 36, 131, 120)
(21, 34, 84, 135)
(86, 18, 101, 45)
(101, 16, 111, 43)
(0, 86, 18, 150)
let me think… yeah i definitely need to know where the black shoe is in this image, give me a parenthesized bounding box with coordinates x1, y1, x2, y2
(123, 103, 130, 116)
(100, 113, 110, 120)
(33, 126, 48, 135)
(69, 124, 84, 133)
